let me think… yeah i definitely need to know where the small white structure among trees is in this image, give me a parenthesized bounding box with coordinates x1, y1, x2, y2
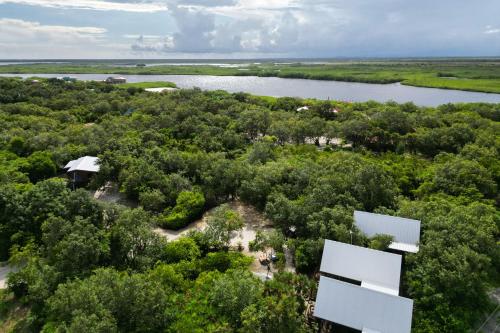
(64, 156, 100, 185)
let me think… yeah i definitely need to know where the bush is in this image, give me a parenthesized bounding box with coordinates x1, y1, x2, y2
(163, 237, 201, 264)
(368, 234, 394, 250)
(162, 191, 205, 230)
(139, 189, 166, 213)
(294, 239, 324, 274)
(199, 252, 253, 273)
(21, 151, 57, 183)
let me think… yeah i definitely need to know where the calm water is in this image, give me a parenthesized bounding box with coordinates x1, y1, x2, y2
(3, 73, 500, 106)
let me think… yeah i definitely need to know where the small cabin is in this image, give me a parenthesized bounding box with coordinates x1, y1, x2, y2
(105, 76, 127, 84)
(64, 156, 100, 186)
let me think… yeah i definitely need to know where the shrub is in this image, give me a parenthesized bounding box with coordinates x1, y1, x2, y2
(139, 189, 166, 213)
(368, 234, 394, 250)
(21, 151, 57, 183)
(294, 239, 324, 274)
(163, 237, 201, 264)
(162, 191, 205, 230)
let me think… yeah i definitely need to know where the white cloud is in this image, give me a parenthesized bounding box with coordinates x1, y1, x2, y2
(0, 18, 128, 58)
(124, 34, 163, 39)
(484, 27, 500, 34)
(2, 0, 500, 57)
(0, 0, 167, 12)
(0, 18, 106, 42)
(131, 0, 344, 54)
(131, 34, 174, 52)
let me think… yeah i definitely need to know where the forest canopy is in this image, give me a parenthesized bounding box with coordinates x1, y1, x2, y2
(0, 77, 498, 333)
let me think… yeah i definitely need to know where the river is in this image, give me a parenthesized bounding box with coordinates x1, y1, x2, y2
(2, 73, 500, 106)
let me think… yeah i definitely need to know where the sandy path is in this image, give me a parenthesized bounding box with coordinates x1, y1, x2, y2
(0, 263, 14, 289)
(154, 200, 295, 277)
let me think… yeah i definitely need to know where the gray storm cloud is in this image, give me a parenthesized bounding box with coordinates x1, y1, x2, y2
(131, 0, 500, 56)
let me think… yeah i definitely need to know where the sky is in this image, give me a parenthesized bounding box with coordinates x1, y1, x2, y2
(0, 0, 499, 59)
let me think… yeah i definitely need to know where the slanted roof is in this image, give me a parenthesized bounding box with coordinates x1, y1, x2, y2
(64, 156, 100, 173)
(320, 240, 401, 295)
(314, 276, 413, 333)
(354, 211, 421, 253)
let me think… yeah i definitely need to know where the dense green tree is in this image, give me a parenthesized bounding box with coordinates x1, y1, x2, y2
(21, 151, 57, 183)
(203, 204, 244, 250)
(109, 208, 165, 271)
(42, 216, 109, 278)
(294, 239, 324, 274)
(139, 188, 166, 212)
(46, 268, 172, 333)
(163, 237, 201, 264)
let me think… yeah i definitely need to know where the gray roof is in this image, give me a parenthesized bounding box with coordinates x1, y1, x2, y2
(354, 211, 421, 253)
(64, 156, 100, 173)
(314, 276, 413, 333)
(320, 240, 401, 295)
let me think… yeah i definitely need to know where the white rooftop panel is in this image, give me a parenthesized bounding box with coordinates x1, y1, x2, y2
(320, 240, 401, 294)
(389, 242, 419, 253)
(354, 211, 421, 253)
(66, 156, 100, 173)
(361, 281, 399, 296)
(314, 276, 413, 333)
(63, 160, 76, 169)
(362, 329, 381, 333)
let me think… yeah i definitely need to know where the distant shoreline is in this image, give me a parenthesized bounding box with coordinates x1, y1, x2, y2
(1, 59, 500, 94)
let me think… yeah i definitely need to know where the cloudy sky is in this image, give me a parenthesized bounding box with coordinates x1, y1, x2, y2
(0, 0, 499, 59)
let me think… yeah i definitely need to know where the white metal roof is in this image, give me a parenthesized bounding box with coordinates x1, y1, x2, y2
(64, 156, 100, 173)
(314, 276, 413, 333)
(362, 328, 382, 333)
(320, 240, 401, 294)
(354, 211, 421, 253)
(361, 281, 398, 296)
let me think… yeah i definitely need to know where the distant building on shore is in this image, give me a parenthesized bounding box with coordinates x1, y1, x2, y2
(105, 76, 127, 84)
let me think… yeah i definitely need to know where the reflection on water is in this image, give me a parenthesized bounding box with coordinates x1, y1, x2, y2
(2, 73, 500, 106)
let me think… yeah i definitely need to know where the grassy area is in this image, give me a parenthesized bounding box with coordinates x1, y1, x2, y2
(2, 59, 500, 93)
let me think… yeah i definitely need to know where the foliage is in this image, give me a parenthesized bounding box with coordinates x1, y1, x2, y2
(163, 237, 201, 264)
(21, 151, 57, 183)
(0, 77, 498, 333)
(368, 234, 394, 250)
(45, 268, 172, 333)
(294, 239, 324, 274)
(162, 190, 205, 230)
(203, 204, 244, 250)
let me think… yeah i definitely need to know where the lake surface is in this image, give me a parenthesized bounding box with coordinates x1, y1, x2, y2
(3, 73, 500, 106)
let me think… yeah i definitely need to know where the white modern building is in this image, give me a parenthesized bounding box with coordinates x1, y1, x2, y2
(354, 211, 421, 253)
(314, 238, 415, 332)
(320, 240, 402, 295)
(315, 276, 414, 333)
